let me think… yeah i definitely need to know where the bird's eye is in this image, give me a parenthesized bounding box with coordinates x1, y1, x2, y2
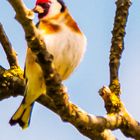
(37, 3, 51, 18)
(39, 3, 50, 11)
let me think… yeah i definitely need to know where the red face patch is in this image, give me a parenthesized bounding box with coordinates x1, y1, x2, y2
(36, 0, 50, 5)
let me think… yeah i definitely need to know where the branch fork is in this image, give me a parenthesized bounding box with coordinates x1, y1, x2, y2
(0, 0, 139, 139)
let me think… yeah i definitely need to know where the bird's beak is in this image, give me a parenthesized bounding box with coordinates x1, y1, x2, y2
(32, 5, 44, 14)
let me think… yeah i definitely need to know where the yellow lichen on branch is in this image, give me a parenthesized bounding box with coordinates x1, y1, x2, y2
(0, 0, 140, 140)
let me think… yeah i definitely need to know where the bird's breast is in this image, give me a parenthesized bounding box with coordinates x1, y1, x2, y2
(41, 25, 86, 80)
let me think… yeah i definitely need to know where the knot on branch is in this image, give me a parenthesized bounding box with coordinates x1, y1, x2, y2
(99, 86, 122, 113)
(25, 10, 34, 20)
(15, 9, 34, 23)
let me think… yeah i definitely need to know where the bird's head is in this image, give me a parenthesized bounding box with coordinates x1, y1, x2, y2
(33, 0, 66, 19)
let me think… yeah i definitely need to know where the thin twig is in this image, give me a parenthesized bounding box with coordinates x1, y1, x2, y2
(0, 23, 18, 68)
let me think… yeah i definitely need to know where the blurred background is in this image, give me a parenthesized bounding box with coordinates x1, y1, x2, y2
(0, 0, 140, 139)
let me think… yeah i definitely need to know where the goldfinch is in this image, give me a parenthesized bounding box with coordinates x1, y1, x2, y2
(9, 0, 86, 129)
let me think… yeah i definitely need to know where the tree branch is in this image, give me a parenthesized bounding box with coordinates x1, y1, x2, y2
(0, 64, 117, 140)
(99, 1, 140, 139)
(0, 23, 19, 68)
(109, 0, 131, 96)
(99, 86, 140, 139)
(5, 0, 119, 139)
(0, 0, 138, 139)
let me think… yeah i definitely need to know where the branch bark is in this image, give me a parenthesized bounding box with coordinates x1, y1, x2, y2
(6, 0, 117, 139)
(105, 1, 140, 138)
(109, 0, 131, 96)
(0, 23, 18, 68)
(99, 86, 140, 139)
(0, 0, 139, 139)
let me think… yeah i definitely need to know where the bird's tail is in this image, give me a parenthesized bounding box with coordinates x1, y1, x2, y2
(9, 101, 34, 129)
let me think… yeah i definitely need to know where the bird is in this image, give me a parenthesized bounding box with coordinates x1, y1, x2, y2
(9, 0, 87, 129)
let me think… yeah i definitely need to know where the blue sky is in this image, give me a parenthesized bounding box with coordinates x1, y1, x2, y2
(0, 0, 140, 140)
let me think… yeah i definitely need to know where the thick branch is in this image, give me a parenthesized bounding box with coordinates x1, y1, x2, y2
(100, 86, 140, 139)
(109, 0, 131, 95)
(4, 0, 139, 139)
(1, 67, 140, 139)
(0, 66, 118, 140)
(0, 65, 23, 100)
(6, 0, 118, 139)
(0, 23, 18, 68)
